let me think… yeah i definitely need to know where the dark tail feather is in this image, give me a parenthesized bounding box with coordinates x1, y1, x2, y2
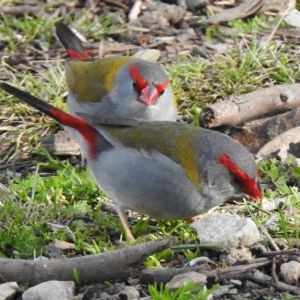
(0, 82, 85, 129)
(55, 22, 90, 59)
(0, 81, 101, 157)
(0, 82, 63, 120)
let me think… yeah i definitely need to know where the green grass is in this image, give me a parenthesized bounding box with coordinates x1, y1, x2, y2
(148, 282, 218, 300)
(1, 159, 120, 258)
(254, 157, 300, 248)
(0, 13, 59, 51)
(167, 33, 300, 125)
(0, 7, 125, 51)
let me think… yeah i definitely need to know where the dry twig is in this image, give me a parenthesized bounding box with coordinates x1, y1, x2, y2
(0, 238, 176, 286)
(200, 84, 300, 128)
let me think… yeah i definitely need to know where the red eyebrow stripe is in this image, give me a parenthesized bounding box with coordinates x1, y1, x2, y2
(129, 65, 148, 90)
(219, 153, 250, 182)
(219, 153, 262, 200)
(156, 80, 169, 95)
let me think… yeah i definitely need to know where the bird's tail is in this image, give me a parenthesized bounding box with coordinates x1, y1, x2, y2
(55, 22, 91, 59)
(0, 82, 98, 157)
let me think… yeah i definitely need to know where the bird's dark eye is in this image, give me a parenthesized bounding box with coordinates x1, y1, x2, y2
(234, 177, 242, 185)
(132, 81, 137, 88)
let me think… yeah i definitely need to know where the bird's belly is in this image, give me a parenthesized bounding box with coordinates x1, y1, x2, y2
(88, 148, 210, 220)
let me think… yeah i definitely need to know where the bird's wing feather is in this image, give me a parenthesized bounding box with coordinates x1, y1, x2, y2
(65, 57, 133, 103)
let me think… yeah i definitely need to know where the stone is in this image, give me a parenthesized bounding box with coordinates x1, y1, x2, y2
(280, 261, 300, 285)
(230, 279, 242, 286)
(220, 247, 253, 265)
(119, 286, 140, 300)
(0, 282, 19, 300)
(34, 256, 49, 261)
(166, 271, 207, 292)
(212, 285, 232, 298)
(284, 9, 300, 27)
(22, 280, 75, 300)
(192, 214, 260, 252)
(132, 49, 161, 63)
(54, 239, 76, 250)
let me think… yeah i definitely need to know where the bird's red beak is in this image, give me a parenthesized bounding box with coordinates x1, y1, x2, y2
(242, 179, 262, 201)
(138, 84, 158, 106)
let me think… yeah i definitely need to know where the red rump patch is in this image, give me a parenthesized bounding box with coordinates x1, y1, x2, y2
(219, 153, 262, 200)
(49, 108, 97, 158)
(67, 48, 90, 59)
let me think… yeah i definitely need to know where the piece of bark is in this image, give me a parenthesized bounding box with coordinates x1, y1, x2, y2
(200, 84, 300, 128)
(230, 107, 300, 153)
(206, 0, 263, 24)
(255, 126, 300, 161)
(0, 238, 176, 287)
(40, 131, 80, 156)
(140, 260, 270, 285)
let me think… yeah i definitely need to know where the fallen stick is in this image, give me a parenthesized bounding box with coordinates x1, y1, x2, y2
(0, 238, 176, 286)
(260, 249, 300, 257)
(246, 272, 300, 295)
(200, 84, 300, 128)
(206, 0, 262, 24)
(140, 260, 270, 285)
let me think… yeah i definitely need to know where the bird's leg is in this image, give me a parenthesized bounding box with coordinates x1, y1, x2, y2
(115, 206, 135, 243)
(81, 151, 87, 167)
